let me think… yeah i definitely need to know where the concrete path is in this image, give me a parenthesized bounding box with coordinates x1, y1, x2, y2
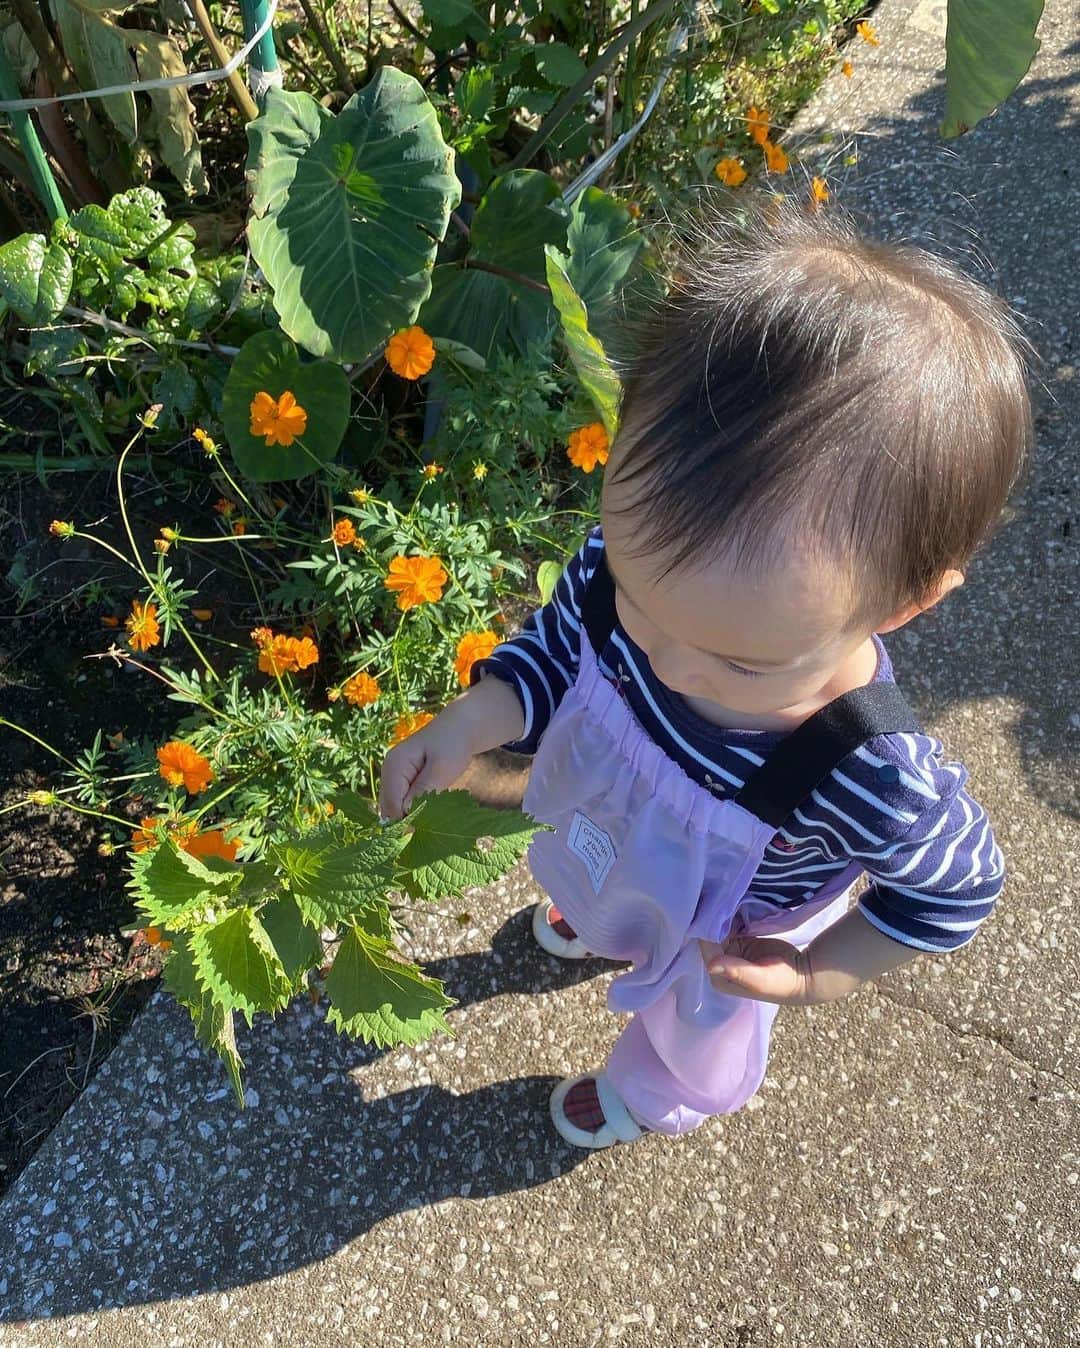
(2, 2, 1077, 1343)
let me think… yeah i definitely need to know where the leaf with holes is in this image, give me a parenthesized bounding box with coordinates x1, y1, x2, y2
(245, 72, 459, 362)
(395, 790, 544, 902)
(324, 924, 455, 1047)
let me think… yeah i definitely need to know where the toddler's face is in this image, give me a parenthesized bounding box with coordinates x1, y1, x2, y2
(600, 485, 872, 720)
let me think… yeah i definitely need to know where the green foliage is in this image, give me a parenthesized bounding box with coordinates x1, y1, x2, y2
(222, 329, 351, 481)
(941, 0, 1045, 137)
(245, 73, 461, 362)
(127, 792, 543, 1102)
(545, 246, 621, 439)
(0, 234, 72, 324)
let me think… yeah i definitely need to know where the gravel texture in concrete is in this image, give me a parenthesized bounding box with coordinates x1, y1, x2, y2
(1, 2, 1077, 1343)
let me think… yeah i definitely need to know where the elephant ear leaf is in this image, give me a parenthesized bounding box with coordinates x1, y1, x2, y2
(245, 72, 460, 362)
(941, 0, 1045, 137)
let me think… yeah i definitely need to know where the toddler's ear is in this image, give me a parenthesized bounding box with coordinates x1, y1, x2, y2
(876, 569, 964, 635)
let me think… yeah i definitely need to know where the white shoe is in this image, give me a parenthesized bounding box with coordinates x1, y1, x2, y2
(531, 897, 592, 959)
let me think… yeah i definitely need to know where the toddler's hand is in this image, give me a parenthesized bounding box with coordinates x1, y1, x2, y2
(377, 712, 477, 822)
(700, 935, 818, 1006)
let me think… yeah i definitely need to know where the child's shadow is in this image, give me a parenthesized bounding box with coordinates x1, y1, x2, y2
(1, 908, 627, 1321)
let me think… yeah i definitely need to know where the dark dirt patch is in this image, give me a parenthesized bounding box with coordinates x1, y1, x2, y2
(0, 454, 256, 1202)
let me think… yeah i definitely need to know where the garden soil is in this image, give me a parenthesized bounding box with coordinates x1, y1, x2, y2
(0, 1, 1077, 1343)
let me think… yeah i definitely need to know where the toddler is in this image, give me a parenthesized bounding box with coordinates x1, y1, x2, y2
(379, 197, 1032, 1150)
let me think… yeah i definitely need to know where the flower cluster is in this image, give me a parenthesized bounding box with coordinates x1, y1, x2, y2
(251, 626, 320, 676)
(331, 517, 365, 550)
(132, 817, 238, 861)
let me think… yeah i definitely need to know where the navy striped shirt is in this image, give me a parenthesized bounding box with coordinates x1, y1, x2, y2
(472, 528, 1003, 953)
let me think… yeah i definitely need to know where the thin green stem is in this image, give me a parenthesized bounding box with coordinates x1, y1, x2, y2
(0, 718, 79, 771)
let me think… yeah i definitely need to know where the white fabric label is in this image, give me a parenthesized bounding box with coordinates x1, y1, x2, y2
(567, 811, 616, 893)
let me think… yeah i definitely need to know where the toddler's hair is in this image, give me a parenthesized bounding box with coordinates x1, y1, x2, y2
(607, 194, 1034, 626)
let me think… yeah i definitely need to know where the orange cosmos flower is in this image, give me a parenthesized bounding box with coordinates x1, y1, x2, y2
(714, 157, 747, 187)
(841, 60, 854, 77)
(421, 463, 444, 481)
(49, 520, 74, 539)
(132, 816, 165, 852)
(126, 600, 161, 652)
(567, 422, 609, 473)
(384, 554, 448, 611)
(214, 498, 235, 516)
(856, 20, 879, 46)
(253, 628, 319, 676)
(747, 105, 770, 146)
(249, 390, 308, 447)
(331, 518, 357, 547)
(191, 608, 213, 622)
(183, 830, 239, 862)
(810, 177, 830, 205)
(385, 326, 436, 380)
(454, 630, 499, 687)
(156, 741, 214, 794)
(390, 711, 436, 746)
(144, 926, 166, 946)
(342, 670, 381, 707)
(763, 140, 789, 173)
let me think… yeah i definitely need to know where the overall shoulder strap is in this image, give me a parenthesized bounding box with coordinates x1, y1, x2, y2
(581, 548, 618, 654)
(733, 683, 922, 828)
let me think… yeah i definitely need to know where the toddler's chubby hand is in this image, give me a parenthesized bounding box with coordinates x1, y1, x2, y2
(700, 935, 820, 1006)
(377, 711, 477, 822)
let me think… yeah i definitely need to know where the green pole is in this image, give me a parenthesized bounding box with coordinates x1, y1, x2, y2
(239, 0, 280, 103)
(0, 40, 67, 222)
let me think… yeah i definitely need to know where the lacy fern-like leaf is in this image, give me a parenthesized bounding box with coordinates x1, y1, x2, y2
(324, 924, 455, 1047)
(396, 790, 543, 902)
(189, 907, 293, 1026)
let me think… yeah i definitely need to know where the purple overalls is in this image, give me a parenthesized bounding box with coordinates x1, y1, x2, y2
(521, 554, 920, 1136)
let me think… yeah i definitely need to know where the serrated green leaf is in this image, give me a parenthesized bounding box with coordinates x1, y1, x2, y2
(164, 935, 246, 1105)
(189, 907, 292, 1025)
(279, 830, 404, 928)
(396, 789, 542, 902)
(544, 246, 621, 439)
(128, 841, 241, 928)
(942, 0, 1044, 138)
(0, 234, 73, 324)
(324, 924, 454, 1047)
(328, 788, 380, 826)
(259, 894, 324, 979)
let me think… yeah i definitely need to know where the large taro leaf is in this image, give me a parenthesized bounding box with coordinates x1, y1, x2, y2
(545, 246, 621, 441)
(245, 72, 460, 362)
(418, 169, 567, 358)
(222, 329, 350, 481)
(565, 188, 644, 336)
(941, 0, 1044, 137)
